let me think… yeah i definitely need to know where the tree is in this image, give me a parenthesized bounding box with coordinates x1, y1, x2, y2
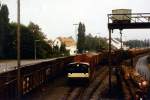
(77, 22, 86, 53)
(60, 43, 69, 56)
(0, 4, 10, 58)
(60, 43, 66, 53)
(28, 22, 46, 40)
(124, 39, 150, 48)
(53, 45, 59, 57)
(8, 23, 35, 59)
(84, 34, 108, 52)
(0, 3, 54, 59)
(0, 3, 4, 58)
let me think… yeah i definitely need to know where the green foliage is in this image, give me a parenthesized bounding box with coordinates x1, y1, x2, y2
(0, 4, 10, 58)
(0, 3, 69, 59)
(124, 39, 150, 48)
(0, 4, 9, 23)
(0, 2, 66, 59)
(60, 43, 69, 56)
(8, 22, 68, 59)
(77, 22, 86, 53)
(77, 22, 108, 53)
(60, 43, 66, 53)
(84, 34, 108, 52)
(0, 2, 63, 59)
(28, 22, 46, 40)
(7, 22, 51, 59)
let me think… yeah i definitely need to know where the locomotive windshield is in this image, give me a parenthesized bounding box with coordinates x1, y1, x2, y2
(67, 63, 89, 73)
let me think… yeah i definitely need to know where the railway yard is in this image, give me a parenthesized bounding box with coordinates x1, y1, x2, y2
(0, 49, 150, 100)
(1, 3, 150, 99)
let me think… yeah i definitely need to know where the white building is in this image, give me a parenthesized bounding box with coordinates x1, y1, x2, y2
(53, 37, 77, 55)
(53, 38, 61, 48)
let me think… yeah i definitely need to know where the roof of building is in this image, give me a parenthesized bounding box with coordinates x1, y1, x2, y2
(57, 37, 76, 47)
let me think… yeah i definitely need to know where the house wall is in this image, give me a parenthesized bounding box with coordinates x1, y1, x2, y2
(66, 46, 77, 55)
(53, 39, 61, 48)
(53, 38, 77, 55)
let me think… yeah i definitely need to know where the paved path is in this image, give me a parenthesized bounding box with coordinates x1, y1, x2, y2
(0, 58, 57, 73)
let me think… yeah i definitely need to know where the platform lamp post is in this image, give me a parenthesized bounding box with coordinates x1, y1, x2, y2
(73, 24, 79, 54)
(73, 24, 78, 41)
(17, 0, 21, 99)
(34, 40, 40, 60)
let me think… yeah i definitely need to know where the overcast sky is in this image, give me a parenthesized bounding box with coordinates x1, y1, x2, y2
(2, 0, 150, 40)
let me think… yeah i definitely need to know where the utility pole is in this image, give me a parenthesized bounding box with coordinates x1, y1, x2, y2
(108, 29, 112, 93)
(17, 0, 21, 99)
(120, 29, 123, 49)
(34, 40, 36, 60)
(34, 40, 40, 60)
(73, 24, 78, 42)
(73, 24, 78, 53)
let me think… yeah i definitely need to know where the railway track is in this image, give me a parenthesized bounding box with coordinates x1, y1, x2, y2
(118, 72, 133, 100)
(81, 68, 108, 100)
(66, 87, 85, 100)
(62, 66, 108, 100)
(90, 75, 109, 100)
(119, 69, 140, 100)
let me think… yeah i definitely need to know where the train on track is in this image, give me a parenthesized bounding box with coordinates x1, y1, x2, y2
(65, 48, 149, 83)
(66, 52, 100, 83)
(66, 62, 91, 83)
(0, 48, 150, 99)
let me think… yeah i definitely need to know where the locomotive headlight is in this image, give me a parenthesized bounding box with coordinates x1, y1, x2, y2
(142, 81, 147, 86)
(68, 73, 72, 77)
(84, 73, 89, 77)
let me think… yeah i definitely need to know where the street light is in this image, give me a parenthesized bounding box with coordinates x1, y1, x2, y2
(73, 24, 78, 42)
(34, 40, 40, 60)
(17, 0, 21, 99)
(73, 24, 79, 54)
